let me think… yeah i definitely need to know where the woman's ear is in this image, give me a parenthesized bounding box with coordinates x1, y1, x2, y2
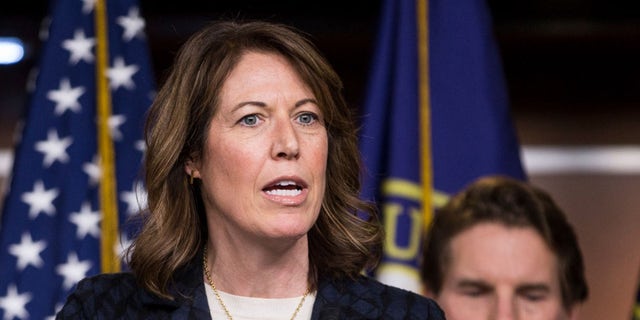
(184, 159, 201, 179)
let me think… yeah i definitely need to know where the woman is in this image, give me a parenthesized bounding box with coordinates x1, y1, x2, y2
(57, 20, 444, 319)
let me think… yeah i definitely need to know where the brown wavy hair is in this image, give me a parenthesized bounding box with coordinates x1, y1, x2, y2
(127, 20, 383, 299)
(420, 175, 588, 311)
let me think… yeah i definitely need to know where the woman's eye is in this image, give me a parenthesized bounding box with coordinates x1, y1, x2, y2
(239, 114, 260, 126)
(297, 112, 318, 125)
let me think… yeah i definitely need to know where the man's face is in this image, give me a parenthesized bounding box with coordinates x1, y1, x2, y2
(435, 222, 576, 320)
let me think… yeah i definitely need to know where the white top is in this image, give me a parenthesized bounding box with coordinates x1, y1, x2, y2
(204, 282, 316, 320)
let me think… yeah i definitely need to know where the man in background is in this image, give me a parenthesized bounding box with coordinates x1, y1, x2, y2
(421, 176, 588, 319)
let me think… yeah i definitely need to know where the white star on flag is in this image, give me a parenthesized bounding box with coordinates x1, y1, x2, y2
(81, 0, 96, 14)
(134, 139, 146, 153)
(56, 253, 92, 290)
(108, 114, 127, 140)
(45, 303, 63, 320)
(35, 129, 73, 167)
(8, 233, 47, 271)
(62, 29, 95, 65)
(120, 181, 147, 215)
(117, 7, 145, 41)
(69, 202, 101, 239)
(46, 78, 85, 115)
(116, 232, 133, 262)
(0, 285, 32, 320)
(21, 180, 59, 220)
(107, 56, 139, 90)
(82, 155, 101, 186)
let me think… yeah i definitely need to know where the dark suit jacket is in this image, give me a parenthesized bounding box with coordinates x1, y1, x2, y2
(57, 255, 444, 319)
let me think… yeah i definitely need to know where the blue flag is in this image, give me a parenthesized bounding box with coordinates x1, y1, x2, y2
(359, 0, 526, 292)
(0, 0, 154, 318)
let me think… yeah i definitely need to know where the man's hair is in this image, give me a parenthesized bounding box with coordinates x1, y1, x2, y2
(421, 175, 588, 310)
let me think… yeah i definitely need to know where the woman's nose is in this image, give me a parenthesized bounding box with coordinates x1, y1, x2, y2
(271, 119, 300, 160)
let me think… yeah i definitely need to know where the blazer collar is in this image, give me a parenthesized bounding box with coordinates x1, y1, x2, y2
(139, 249, 211, 317)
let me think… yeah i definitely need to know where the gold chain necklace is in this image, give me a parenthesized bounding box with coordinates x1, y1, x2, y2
(202, 245, 310, 320)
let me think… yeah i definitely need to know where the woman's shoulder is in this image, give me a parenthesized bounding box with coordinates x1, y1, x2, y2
(63, 272, 141, 304)
(75, 272, 138, 292)
(56, 272, 168, 319)
(315, 275, 445, 319)
(56, 265, 213, 319)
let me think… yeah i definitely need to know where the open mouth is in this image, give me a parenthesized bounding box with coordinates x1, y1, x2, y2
(263, 180, 303, 197)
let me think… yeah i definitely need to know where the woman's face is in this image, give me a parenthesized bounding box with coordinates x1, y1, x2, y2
(189, 51, 328, 243)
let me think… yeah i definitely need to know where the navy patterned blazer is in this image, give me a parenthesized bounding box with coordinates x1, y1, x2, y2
(57, 252, 445, 319)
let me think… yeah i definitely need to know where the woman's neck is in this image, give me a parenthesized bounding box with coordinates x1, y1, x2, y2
(204, 235, 310, 298)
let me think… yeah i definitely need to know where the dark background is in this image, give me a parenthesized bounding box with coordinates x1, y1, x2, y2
(1, 0, 640, 146)
(1, 2, 639, 319)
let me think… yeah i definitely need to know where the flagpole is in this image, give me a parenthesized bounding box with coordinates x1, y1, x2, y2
(417, 0, 433, 231)
(95, 0, 120, 273)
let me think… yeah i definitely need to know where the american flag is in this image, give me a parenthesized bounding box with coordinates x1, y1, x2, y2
(0, 0, 154, 318)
